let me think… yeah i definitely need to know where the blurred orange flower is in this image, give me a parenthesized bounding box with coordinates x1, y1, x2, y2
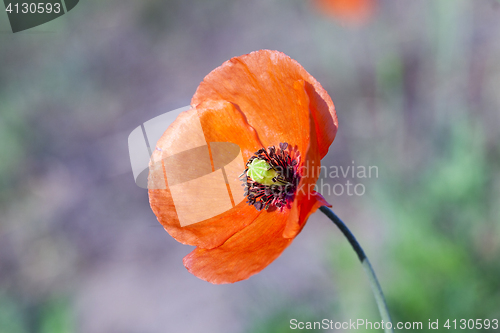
(148, 50, 338, 283)
(313, 0, 375, 25)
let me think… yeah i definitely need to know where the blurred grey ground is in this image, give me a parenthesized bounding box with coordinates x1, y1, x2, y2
(1, 0, 500, 332)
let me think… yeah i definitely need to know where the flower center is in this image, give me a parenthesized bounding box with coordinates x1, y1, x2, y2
(240, 142, 301, 211)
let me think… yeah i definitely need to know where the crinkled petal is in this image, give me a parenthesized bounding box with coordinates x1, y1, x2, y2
(183, 202, 298, 284)
(192, 50, 338, 159)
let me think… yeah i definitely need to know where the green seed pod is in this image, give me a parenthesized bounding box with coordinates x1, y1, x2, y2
(247, 158, 278, 186)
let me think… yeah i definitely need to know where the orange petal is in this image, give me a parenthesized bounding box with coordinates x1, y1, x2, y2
(192, 50, 338, 159)
(183, 202, 298, 284)
(282, 102, 327, 238)
(148, 101, 266, 249)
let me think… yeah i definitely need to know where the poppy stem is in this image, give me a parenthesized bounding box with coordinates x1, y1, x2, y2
(319, 206, 394, 333)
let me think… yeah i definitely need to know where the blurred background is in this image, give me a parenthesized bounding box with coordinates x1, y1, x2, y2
(1, 0, 500, 332)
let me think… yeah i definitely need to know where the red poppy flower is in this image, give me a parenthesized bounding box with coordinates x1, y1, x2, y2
(148, 50, 338, 284)
(313, 0, 375, 25)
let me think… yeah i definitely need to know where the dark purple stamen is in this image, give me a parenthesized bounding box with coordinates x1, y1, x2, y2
(240, 142, 301, 211)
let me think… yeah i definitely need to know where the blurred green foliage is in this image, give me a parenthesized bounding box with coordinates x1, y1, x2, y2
(383, 119, 500, 330)
(0, 294, 73, 333)
(248, 307, 325, 333)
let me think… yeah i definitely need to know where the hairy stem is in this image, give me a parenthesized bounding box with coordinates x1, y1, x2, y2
(319, 206, 394, 333)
